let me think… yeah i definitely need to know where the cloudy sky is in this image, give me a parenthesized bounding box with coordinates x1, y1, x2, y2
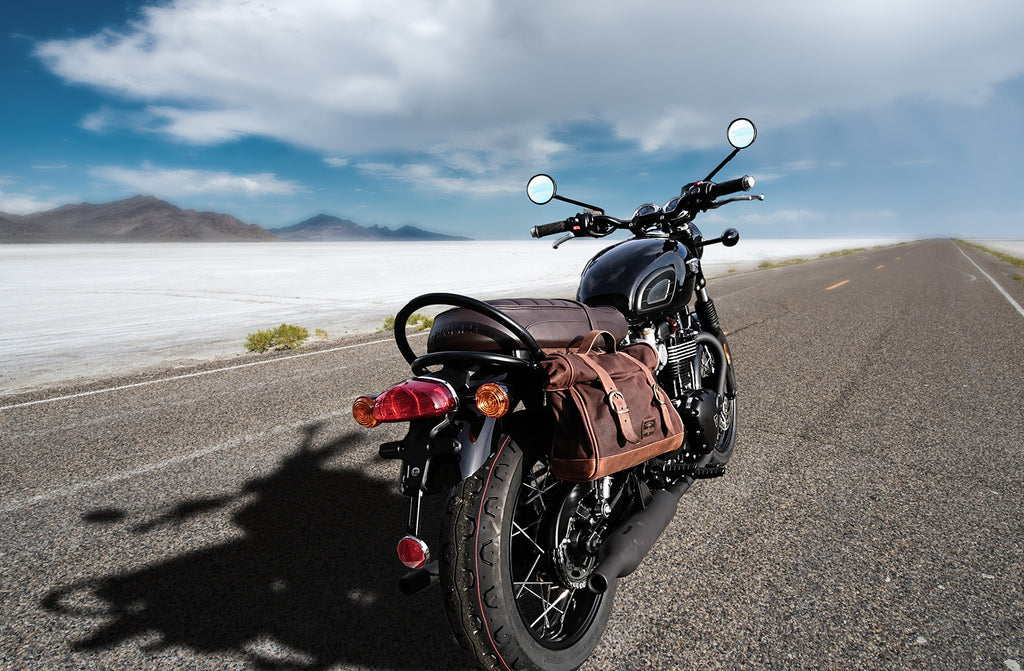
(3, 0, 1023, 238)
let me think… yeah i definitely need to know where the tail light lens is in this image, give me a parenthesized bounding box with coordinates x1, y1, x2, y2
(372, 378, 457, 423)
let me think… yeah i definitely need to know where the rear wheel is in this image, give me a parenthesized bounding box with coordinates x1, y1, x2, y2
(440, 434, 615, 671)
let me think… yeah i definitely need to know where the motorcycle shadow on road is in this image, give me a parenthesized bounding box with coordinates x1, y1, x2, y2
(42, 423, 472, 670)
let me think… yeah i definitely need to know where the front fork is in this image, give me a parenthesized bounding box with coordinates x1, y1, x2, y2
(694, 274, 736, 394)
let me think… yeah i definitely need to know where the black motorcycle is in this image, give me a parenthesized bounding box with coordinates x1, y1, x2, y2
(353, 119, 763, 670)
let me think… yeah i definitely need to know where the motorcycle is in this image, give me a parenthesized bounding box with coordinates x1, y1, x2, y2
(352, 119, 763, 670)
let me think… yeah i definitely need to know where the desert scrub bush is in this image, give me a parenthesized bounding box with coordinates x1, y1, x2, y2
(315, 328, 328, 339)
(245, 323, 310, 352)
(758, 257, 807, 269)
(377, 312, 434, 333)
(955, 239, 1024, 269)
(411, 313, 434, 330)
(819, 247, 867, 258)
(245, 329, 275, 353)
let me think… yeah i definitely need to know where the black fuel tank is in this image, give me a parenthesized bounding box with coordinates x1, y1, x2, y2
(577, 238, 695, 319)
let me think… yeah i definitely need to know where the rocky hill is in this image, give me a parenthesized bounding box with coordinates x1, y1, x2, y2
(0, 196, 279, 242)
(274, 213, 471, 241)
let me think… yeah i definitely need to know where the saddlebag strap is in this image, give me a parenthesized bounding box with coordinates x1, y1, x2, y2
(573, 333, 644, 445)
(617, 351, 682, 436)
(576, 329, 618, 354)
(540, 329, 685, 482)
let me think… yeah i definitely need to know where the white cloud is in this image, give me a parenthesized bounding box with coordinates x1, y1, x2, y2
(35, 0, 1024, 184)
(89, 164, 305, 197)
(754, 159, 847, 182)
(323, 157, 349, 168)
(735, 210, 827, 226)
(356, 162, 518, 195)
(783, 160, 820, 172)
(0, 190, 67, 215)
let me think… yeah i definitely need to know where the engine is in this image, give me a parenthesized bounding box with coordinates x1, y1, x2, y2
(637, 322, 725, 459)
(659, 329, 698, 399)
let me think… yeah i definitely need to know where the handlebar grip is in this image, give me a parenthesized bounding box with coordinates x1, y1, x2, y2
(709, 175, 755, 199)
(531, 219, 571, 238)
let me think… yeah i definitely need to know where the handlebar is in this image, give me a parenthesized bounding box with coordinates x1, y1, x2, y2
(530, 212, 610, 239)
(708, 175, 754, 199)
(532, 175, 760, 242)
(530, 219, 572, 238)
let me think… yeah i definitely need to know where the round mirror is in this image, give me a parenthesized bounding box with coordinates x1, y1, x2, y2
(527, 174, 556, 205)
(727, 118, 757, 149)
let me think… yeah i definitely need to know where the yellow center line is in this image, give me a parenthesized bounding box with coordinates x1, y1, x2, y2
(875, 264, 886, 269)
(826, 280, 850, 290)
(895, 256, 902, 260)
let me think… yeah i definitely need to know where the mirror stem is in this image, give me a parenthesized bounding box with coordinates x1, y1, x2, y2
(553, 194, 605, 215)
(703, 147, 740, 183)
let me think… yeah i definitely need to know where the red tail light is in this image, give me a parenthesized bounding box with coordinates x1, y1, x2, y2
(373, 378, 457, 422)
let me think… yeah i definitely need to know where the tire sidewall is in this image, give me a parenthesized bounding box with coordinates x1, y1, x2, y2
(471, 436, 616, 671)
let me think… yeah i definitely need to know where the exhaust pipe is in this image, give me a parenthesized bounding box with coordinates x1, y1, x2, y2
(588, 477, 692, 593)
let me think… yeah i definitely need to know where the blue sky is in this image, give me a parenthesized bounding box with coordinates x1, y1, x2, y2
(3, 0, 1023, 239)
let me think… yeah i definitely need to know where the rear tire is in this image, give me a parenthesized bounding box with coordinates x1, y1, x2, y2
(440, 434, 615, 671)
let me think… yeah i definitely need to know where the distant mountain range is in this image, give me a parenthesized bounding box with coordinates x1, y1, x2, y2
(272, 213, 471, 242)
(0, 195, 277, 243)
(0, 196, 471, 243)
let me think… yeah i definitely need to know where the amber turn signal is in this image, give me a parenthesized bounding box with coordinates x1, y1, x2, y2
(352, 395, 381, 428)
(475, 383, 510, 418)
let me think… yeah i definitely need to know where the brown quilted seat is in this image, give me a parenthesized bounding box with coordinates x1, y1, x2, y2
(427, 298, 628, 353)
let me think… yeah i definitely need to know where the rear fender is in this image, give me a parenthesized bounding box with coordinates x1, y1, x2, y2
(457, 417, 498, 480)
(455, 409, 551, 480)
(384, 415, 510, 495)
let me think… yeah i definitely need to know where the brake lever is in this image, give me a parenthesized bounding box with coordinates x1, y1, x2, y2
(707, 194, 765, 209)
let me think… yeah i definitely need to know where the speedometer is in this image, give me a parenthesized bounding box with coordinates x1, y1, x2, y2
(631, 203, 659, 219)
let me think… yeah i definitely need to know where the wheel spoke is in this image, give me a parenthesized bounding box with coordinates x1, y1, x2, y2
(512, 520, 546, 555)
(514, 553, 545, 598)
(509, 456, 604, 646)
(520, 467, 559, 511)
(529, 587, 572, 630)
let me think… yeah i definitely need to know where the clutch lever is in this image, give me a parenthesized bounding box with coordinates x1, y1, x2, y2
(552, 232, 575, 249)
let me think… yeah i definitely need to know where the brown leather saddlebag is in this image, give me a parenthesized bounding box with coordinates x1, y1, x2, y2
(540, 331, 685, 482)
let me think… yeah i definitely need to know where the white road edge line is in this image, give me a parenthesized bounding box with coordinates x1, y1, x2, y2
(957, 246, 1024, 319)
(0, 409, 352, 514)
(1, 332, 427, 411)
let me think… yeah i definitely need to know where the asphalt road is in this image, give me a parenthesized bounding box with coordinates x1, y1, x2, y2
(2, 239, 1022, 670)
